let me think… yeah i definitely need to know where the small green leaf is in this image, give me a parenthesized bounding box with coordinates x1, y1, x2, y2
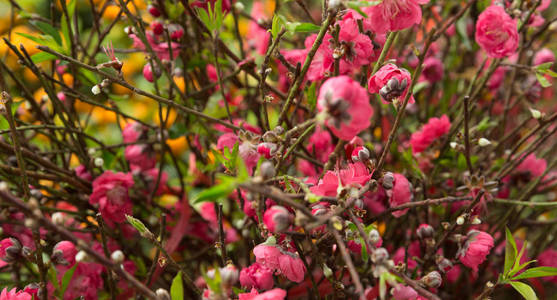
(535, 62, 553, 71)
(361, 237, 368, 262)
(31, 52, 57, 63)
(67, 0, 77, 17)
(48, 265, 61, 292)
(31, 21, 62, 45)
(61, 263, 78, 294)
(504, 227, 518, 276)
(192, 175, 238, 204)
(535, 72, 551, 88)
(170, 271, 184, 300)
(512, 267, 557, 280)
(271, 14, 284, 40)
(510, 281, 538, 300)
(125, 214, 148, 234)
(285, 22, 321, 33)
(307, 82, 317, 111)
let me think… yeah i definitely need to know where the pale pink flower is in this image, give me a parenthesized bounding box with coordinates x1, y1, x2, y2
(278, 252, 306, 283)
(317, 76, 373, 141)
(239, 263, 274, 290)
(368, 63, 414, 104)
(263, 206, 292, 233)
(387, 173, 413, 217)
(410, 115, 451, 154)
(89, 171, 134, 225)
(392, 284, 418, 300)
(0, 288, 31, 300)
(458, 230, 494, 271)
(533, 48, 555, 66)
(239, 288, 287, 300)
(537, 248, 557, 283)
(253, 244, 281, 271)
(475, 5, 519, 58)
(364, 0, 430, 34)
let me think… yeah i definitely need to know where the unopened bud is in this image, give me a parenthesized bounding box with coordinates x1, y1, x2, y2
(156, 288, 170, 300)
(91, 85, 101, 95)
(323, 264, 333, 278)
(24, 218, 37, 229)
(416, 224, 434, 239)
(351, 146, 370, 162)
(220, 264, 239, 286)
(94, 157, 104, 167)
(450, 142, 458, 149)
(529, 108, 542, 119)
(75, 250, 88, 263)
(52, 212, 65, 226)
(111, 250, 124, 264)
(87, 148, 96, 156)
(478, 138, 491, 147)
(456, 215, 465, 225)
(263, 206, 292, 233)
(471, 216, 482, 225)
(233, 1, 245, 11)
(260, 161, 276, 180)
(436, 256, 453, 273)
(369, 229, 381, 245)
(371, 247, 389, 263)
(421, 271, 442, 288)
(382, 172, 395, 189)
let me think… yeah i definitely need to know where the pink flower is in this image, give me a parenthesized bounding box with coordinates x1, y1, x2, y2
(239, 263, 274, 290)
(122, 122, 144, 143)
(282, 34, 333, 82)
(458, 230, 494, 271)
(216, 132, 239, 151)
(52, 241, 77, 267)
(125, 145, 156, 171)
(317, 76, 373, 141)
(422, 57, 444, 83)
(487, 66, 506, 91)
(364, 0, 430, 34)
(537, 248, 557, 283)
(75, 165, 92, 182)
(475, 5, 519, 58)
(278, 252, 306, 283)
(387, 173, 413, 217)
(143, 64, 156, 82)
(239, 141, 260, 175)
(263, 206, 292, 233)
(311, 162, 371, 197)
(410, 114, 451, 154)
(246, 2, 271, 55)
(0, 238, 21, 266)
(0, 288, 31, 300)
(533, 48, 555, 66)
(368, 63, 414, 104)
(239, 288, 287, 300)
(253, 244, 281, 271)
(129, 32, 180, 60)
(89, 171, 134, 225)
(516, 153, 547, 178)
(392, 284, 418, 300)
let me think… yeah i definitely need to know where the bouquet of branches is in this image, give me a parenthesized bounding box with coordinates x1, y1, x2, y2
(1, 0, 557, 299)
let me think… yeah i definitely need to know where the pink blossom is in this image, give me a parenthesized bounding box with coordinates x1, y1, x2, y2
(421, 57, 444, 83)
(239, 263, 274, 290)
(75, 165, 92, 181)
(129, 33, 180, 60)
(89, 171, 134, 225)
(239, 288, 287, 300)
(253, 244, 281, 271)
(62, 262, 104, 300)
(538, 0, 552, 11)
(52, 241, 77, 267)
(0, 288, 31, 300)
(317, 76, 373, 141)
(475, 5, 519, 58)
(410, 114, 451, 154)
(0, 238, 20, 267)
(392, 284, 418, 300)
(278, 251, 306, 283)
(537, 248, 557, 283)
(216, 132, 239, 151)
(388, 173, 413, 217)
(245, 2, 271, 55)
(143, 64, 155, 82)
(263, 206, 292, 233)
(364, 0, 430, 34)
(516, 153, 547, 178)
(487, 66, 506, 91)
(458, 230, 494, 271)
(368, 63, 414, 104)
(533, 48, 555, 66)
(311, 162, 371, 197)
(125, 145, 156, 171)
(122, 122, 144, 143)
(239, 141, 260, 174)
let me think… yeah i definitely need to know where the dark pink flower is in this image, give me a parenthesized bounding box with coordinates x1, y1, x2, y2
(52, 241, 77, 266)
(537, 248, 557, 283)
(422, 57, 444, 83)
(516, 153, 547, 178)
(317, 76, 373, 141)
(263, 206, 292, 233)
(368, 63, 414, 104)
(239, 263, 274, 290)
(410, 115, 451, 154)
(253, 244, 281, 271)
(392, 284, 418, 300)
(364, 0, 430, 34)
(458, 230, 494, 271)
(89, 171, 134, 225)
(257, 142, 277, 159)
(278, 251, 306, 283)
(239, 288, 287, 300)
(75, 165, 92, 182)
(475, 5, 519, 58)
(533, 48, 555, 66)
(387, 173, 413, 217)
(0, 288, 31, 300)
(143, 64, 156, 82)
(125, 145, 156, 171)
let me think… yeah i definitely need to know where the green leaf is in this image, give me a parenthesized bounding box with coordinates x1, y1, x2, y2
(535, 72, 551, 88)
(512, 267, 557, 280)
(535, 62, 553, 71)
(509, 260, 537, 278)
(67, 0, 77, 18)
(192, 175, 238, 204)
(31, 52, 57, 63)
(285, 22, 321, 33)
(271, 14, 284, 40)
(360, 237, 368, 262)
(47, 265, 61, 293)
(197, 8, 212, 32)
(504, 227, 518, 277)
(31, 21, 62, 45)
(125, 214, 149, 235)
(307, 82, 317, 111)
(61, 16, 71, 51)
(510, 281, 538, 300)
(170, 272, 184, 300)
(61, 263, 78, 294)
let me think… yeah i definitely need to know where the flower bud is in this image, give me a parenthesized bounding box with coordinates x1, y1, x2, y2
(382, 172, 395, 189)
(421, 271, 442, 288)
(75, 250, 89, 263)
(88, 148, 97, 156)
(259, 161, 276, 180)
(233, 1, 244, 11)
(371, 247, 389, 263)
(323, 264, 333, 278)
(436, 256, 453, 273)
(52, 241, 77, 266)
(152, 21, 164, 35)
(0, 238, 22, 263)
(263, 206, 292, 233)
(369, 229, 381, 245)
(351, 146, 370, 162)
(169, 24, 184, 40)
(24, 283, 39, 298)
(155, 288, 170, 300)
(147, 4, 161, 17)
(416, 224, 434, 239)
(52, 212, 65, 226)
(94, 157, 104, 167)
(529, 107, 542, 119)
(220, 264, 239, 287)
(111, 250, 125, 264)
(257, 142, 277, 159)
(456, 215, 465, 225)
(91, 85, 101, 95)
(143, 64, 155, 82)
(478, 138, 491, 147)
